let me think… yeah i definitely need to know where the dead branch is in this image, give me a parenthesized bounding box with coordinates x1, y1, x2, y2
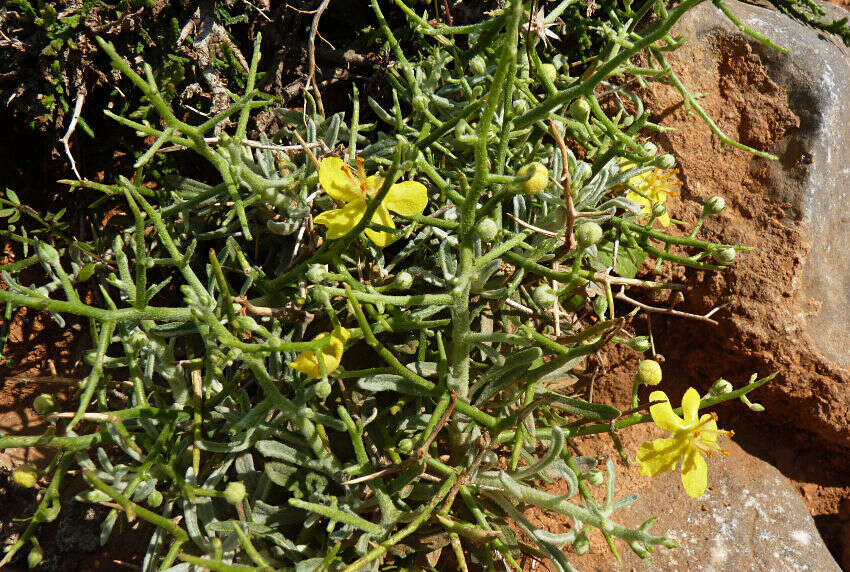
(614, 287, 723, 325)
(59, 93, 85, 180)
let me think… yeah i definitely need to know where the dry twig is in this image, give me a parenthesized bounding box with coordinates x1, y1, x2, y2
(59, 93, 85, 180)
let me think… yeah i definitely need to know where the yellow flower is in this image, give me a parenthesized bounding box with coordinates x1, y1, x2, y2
(314, 157, 428, 247)
(636, 387, 733, 498)
(624, 165, 681, 228)
(289, 327, 350, 378)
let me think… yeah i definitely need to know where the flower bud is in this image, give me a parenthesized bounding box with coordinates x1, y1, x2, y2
(476, 218, 499, 242)
(541, 63, 558, 83)
(314, 380, 332, 400)
(517, 162, 549, 195)
(394, 271, 414, 290)
(572, 532, 590, 555)
(469, 55, 487, 76)
(636, 359, 663, 386)
(575, 221, 603, 246)
(626, 336, 652, 353)
(569, 98, 591, 123)
(657, 154, 676, 170)
(27, 545, 43, 569)
(33, 394, 57, 416)
(312, 287, 330, 305)
(147, 490, 163, 508)
(592, 294, 608, 319)
(712, 246, 736, 265)
(651, 202, 667, 219)
(709, 378, 734, 396)
(532, 284, 556, 307)
(397, 438, 414, 454)
(37, 242, 60, 266)
(513, 98, 530, 115)
(583, 469, 605, 486)
(13, 465, 39, 488)
(412, 93, 429, 113)
(223, 481, 247, 505)
(642, 141, 658, 156)
(703, 196, 726, 215)
(306, 265, 326, 284)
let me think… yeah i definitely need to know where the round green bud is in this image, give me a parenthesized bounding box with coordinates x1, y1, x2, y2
(412, 93, 430, 113)
(223, 481, 247, 505)
(147, 490, 163, 508)
(569, 98, 591, 123)
(626, 336, 652, 353)
(517, 162, 549, 195)
(394, 271, 414, 290)
(642, 141, 658, 156)
(311, 286, 330, 305)
(234, 316, 259, 333)
(572, 532, 590, 555)
(27, 546, 43, 569)
(657, 154, 677, 170)
(575, 221, 603, 246)
(709, 378, 734, 396)
(583, 469, 605, 486)
(514, 98, 530, 115)
(651, 202, 667, 219)
(33, 394, 57, 416)
(306, 265, 326, 284)
(712, 246, 736, 265)
(592, 295, 608, 319)
(476, 218, 499, 242)
(469, 55, 487, 76)
(13, 465, 39, 488)
(541, 63, 558, 83)
(314, 380, 332, 400)
(636, 359, 663, 386)
(532, 284, 556, 307)
(37, 243, 60, 266)
(397, 438, 415, 454)
(704, 196, 726, 215)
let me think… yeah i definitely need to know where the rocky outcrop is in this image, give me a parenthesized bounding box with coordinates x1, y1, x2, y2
(610, 441, 841, 571)
(640, 0, 850, 449)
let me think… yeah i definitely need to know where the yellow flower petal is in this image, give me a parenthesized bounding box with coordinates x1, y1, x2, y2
(648, 390, 686, 433)
(626, 191, 649, 207)
(319, 157, 361, 203)
(681, 387, 702, 425)
(681, 448, 708, 498)
(383, 181, 428, 217)
(314, 199, 367, 239)
(658, 210, 671, 228)
(637, 437, 687, 477)
(364, 204, 396, 247)
(289, 328, 350, 378)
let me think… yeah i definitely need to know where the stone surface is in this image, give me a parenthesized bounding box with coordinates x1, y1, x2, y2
(609, 441, 841, 571)
(638, 0, 850, 449)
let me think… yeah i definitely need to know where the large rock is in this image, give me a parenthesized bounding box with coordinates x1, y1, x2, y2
(639, 0, 850, 449)
(608, 441, 841, 571)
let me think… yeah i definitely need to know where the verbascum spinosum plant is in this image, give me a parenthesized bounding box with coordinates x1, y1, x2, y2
(0, 0, 793, 569)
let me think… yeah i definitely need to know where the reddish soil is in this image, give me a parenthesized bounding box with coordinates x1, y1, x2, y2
(516, 21, 850, 571)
